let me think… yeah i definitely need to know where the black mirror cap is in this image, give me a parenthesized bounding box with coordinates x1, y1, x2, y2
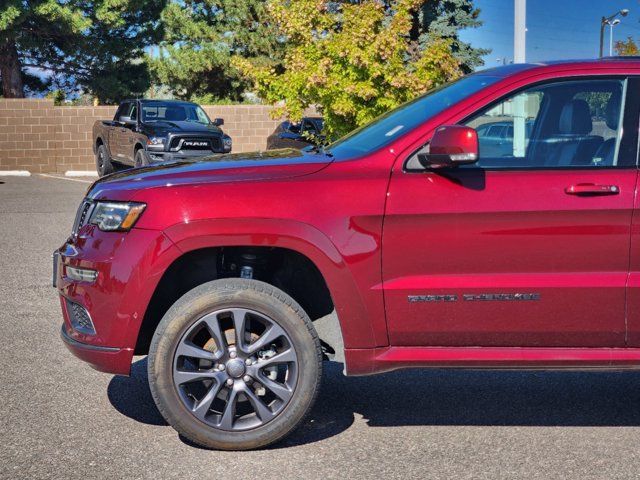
(213, 118, 224, 126)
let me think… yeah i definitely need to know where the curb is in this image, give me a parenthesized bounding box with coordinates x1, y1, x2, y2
(65, 171, 98, 177)
(0, 170, 31, 176)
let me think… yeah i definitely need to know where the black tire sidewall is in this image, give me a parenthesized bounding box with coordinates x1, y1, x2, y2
(135, 149, 149, 168)
(148, 279, 322, 450)
(96, 145, 114, 176)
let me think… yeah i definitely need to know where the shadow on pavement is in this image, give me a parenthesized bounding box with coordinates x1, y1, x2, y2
(107, 358, 167, 427)
(108, 357, 640, 448)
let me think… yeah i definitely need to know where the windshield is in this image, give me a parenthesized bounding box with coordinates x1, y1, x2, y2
(141, 103, 212, 125)
(329, 75, 502, 158)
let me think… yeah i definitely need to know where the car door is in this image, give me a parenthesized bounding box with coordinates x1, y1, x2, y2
(121, 102, 138, 164)
(110, 102, 131, 162)
(382, 76, 639, 348)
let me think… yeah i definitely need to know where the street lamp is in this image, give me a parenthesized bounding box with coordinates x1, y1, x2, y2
(600, 9, 629, 58)
(609, 18, 621, 56)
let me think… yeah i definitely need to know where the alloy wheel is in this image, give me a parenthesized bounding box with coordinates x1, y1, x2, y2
(172, 308, 298, 431)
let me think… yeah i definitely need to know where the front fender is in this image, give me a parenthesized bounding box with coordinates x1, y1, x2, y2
(163, 217, 386, 350)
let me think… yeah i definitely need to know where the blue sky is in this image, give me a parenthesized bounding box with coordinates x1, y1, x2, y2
(459, 0, 640, 68)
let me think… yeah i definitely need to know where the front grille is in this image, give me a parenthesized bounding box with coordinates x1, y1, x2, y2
(66, 299, 96, 335)
(72, 200, 94, 236)
(169, 136, 223, 152)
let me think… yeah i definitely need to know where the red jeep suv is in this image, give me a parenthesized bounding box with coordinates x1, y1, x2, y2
(55, 59, 640, 450)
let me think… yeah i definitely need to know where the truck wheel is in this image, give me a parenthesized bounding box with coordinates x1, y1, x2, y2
(135, 148, 151, 168)
(96, 145, 114, 177)
(148, 279, 322, 450)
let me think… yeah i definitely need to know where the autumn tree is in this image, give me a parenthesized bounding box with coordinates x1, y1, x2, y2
(235, 0, 462, 139)
(0, 0, 164, 101)
(615, 36, 640, 56)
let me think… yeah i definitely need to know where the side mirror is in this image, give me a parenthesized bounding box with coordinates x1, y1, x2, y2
(119, 116, 136, 126)
(213, 118, 224, 126)
(418, 125, 479, 168)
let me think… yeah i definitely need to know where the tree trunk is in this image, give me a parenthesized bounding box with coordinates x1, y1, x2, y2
(0, 38, 24, 98)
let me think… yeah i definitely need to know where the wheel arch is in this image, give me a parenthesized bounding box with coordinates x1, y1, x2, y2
(95, 135, 104, 153)
(134, 218, 376, 366)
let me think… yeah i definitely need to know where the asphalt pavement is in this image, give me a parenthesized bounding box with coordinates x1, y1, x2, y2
(3, 174, 640, 479)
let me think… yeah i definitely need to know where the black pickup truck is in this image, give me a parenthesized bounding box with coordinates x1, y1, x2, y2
(92, 99, 232, 176)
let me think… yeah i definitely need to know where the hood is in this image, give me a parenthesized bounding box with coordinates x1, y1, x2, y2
(144, 121, 224, 136)
(88, 149, 333, 201)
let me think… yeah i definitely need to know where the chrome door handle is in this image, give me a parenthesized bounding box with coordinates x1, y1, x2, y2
(565, 183, 620, 195)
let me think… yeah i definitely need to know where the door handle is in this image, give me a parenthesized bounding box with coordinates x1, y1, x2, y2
(565, 183, 620, 195)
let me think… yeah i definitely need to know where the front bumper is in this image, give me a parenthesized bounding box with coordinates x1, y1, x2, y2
(54, 227, 182, 376)
(147, 148, 230, 164)
(60, 326, 133, 375)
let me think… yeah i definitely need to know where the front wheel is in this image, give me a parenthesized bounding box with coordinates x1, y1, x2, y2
(134, 148, 151, 168)
(148, 279, 322, 450)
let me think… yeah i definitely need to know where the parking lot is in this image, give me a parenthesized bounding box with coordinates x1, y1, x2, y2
(3, 174, 640, 479)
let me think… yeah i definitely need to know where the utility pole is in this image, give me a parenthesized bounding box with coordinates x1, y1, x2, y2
(513, 0, 526, 157)
(600, 16, 606, 58)
(514, 0, 526, 64)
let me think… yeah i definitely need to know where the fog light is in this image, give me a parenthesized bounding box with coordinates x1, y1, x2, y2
(65, 266, 98, 283)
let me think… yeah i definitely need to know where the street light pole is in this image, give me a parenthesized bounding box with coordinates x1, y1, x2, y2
(600, 16, 606, 58)
(599, 9, 629, 57)
(514, 0, 526, 64)
(610, 23, 614, 56)
(513, 0, 526, 158)
(609, 19, 621, 56)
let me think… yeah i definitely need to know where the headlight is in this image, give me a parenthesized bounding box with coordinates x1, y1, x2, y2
(89, 202, 146, 231)
(223, 135, 232, 151)
(147, 137, 166, 149)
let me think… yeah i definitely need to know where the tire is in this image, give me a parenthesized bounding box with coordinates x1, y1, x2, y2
(134, 148, 150, 168)
(95, 144, 114, 177)
(148, 279, 322, 450)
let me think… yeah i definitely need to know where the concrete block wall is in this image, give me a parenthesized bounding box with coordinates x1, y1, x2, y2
(0, 99, 61, 173)
(203, 105, 282, 154)
(0, 99, 285, 173)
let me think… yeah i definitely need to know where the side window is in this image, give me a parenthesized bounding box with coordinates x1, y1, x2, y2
(196, 108, 209, 124)
(463, 78, 625, 168)
(115, 102, 130, 122)
(465, 91, 542, 166)
(129, 104, 137, 121)
(301, 120, 316, 134)
(476, 124, 490, 137)
(288, 122, 301, 134)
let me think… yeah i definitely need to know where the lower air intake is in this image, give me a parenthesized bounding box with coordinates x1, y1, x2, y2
(66, 299, 96, 335)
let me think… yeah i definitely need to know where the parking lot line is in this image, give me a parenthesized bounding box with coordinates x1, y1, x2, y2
(39, 173, 94, 184)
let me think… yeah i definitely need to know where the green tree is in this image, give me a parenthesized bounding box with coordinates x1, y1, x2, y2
(236, 0, 462, 139)
(150, 0, 284, 101)
(615, 36, 640, 56)
(350, 0, 487, 72)
(412, 0, 488, 73)
(0, 0, 164, 102)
